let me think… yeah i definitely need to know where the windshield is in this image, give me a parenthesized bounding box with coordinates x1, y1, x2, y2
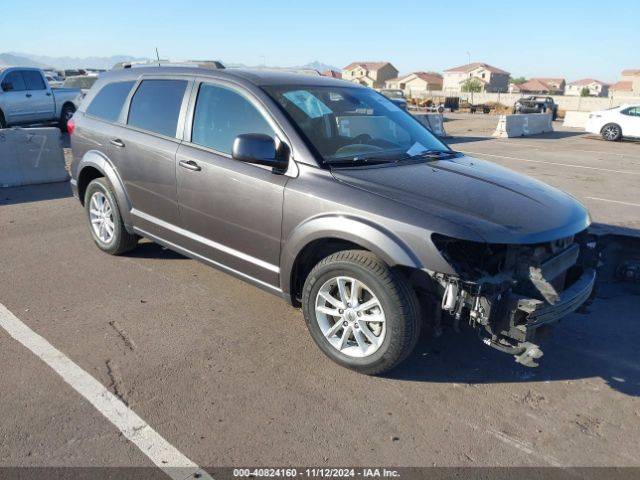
(263, 85, 449, 166)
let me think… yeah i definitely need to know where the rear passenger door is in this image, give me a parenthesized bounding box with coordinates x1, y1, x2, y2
(175, 80, 289, 289)
(110, 77, 191, 240)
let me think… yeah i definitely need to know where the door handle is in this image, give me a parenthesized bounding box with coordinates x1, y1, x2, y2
(109, 138, 125, 148)
(25, 93, 32, 98)
(46, 92, 52, 96)
(179, 160, 202, 171)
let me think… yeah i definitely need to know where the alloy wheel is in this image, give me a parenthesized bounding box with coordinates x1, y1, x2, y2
(89, 191, 115, 243)
(314, 276, 386, 358)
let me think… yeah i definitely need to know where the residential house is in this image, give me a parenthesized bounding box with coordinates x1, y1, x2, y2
(609, 69, 640, 97)
(564, 79, 609, 97)
(342, 62, 399, 89)
(385, 72, 443, 97)
(321, 70, 342, 79)
(510, 78, 565, 95)
(442, 62, 510, 94)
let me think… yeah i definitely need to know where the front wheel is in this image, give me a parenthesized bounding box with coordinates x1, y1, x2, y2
(302, 250, 421, 375)
(601, 123, 622, 141)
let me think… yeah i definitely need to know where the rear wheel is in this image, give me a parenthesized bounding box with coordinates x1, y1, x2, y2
(84, 178, 138, 255)
(59, 104, 75, 132)
(601, 123, 622, 141)
(0, 110, 6, 129)
(302, 250, 420, 375)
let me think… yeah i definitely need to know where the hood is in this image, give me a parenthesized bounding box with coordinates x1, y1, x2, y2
(332, 155, 590, 244)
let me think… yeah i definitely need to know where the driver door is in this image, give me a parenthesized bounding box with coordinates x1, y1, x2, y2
(176, 81, 289, 289)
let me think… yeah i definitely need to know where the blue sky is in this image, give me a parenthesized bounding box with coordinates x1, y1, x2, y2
(2, 0, 639, 82)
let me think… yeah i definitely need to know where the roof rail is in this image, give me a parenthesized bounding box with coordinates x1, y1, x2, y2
(112, 59, 225, 70)
(242, 67, 321, 76)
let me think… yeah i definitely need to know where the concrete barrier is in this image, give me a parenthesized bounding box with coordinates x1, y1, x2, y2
(0, 127, 68, 187)
(412, 113, 449, 137)
(493, 113, 553, 138)
(563, 111, 590, 129)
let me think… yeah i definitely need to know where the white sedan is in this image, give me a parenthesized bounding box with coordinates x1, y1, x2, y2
(586, 104, 640, 141)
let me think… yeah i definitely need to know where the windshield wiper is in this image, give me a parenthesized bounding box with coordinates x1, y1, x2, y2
(323, 156, 395, 165)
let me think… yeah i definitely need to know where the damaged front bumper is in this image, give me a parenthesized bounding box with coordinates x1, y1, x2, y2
(428, 233, 599, 367)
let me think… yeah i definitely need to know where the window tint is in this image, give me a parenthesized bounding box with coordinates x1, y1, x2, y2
(127, 80, 187, 137)
(2, 71, 26, 92)
(192, 83, 275, 154)
(86, 81, 135, 122)
(22, 70, 46, 90)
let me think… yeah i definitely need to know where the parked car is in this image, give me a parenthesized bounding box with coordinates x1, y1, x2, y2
(69, 66, 597, 374)
(585, 104, 640, 141)
(0, 67, 82, 130)
(63, 75, 99, 99)
(45, 73, 64, 88)
(513, 96, 558, 120)
(379, 89, 408, 110)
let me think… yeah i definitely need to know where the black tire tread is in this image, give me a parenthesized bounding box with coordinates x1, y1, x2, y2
(85, 178, 138, 255)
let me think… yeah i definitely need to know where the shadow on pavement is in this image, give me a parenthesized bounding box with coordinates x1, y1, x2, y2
(125, 240, 188, 260)
(387, 281, 639, 397)
(0, 181, 72, 206)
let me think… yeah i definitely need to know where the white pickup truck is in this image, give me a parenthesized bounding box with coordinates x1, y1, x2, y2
(0, 67, 82, 131)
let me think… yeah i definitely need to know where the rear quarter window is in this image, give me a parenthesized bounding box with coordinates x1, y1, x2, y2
(127, 79, 187, 138)
(86, 81, 135, 122)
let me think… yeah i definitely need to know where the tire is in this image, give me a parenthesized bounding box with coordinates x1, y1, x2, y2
(0, 110, 7, 129)
(59, 104, 76, 132)
(302, 250, 421, 375)
(601, 123, 622, 141)
(84, 178, 138, 255)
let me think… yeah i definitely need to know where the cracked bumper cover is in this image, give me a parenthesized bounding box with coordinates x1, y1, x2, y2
(505, 268, 596, 342)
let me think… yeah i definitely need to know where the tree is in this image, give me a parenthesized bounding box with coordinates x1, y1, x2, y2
(580, 86, 591, 97)
(509, 76, 527, 85)
(461, 78, 483, 93)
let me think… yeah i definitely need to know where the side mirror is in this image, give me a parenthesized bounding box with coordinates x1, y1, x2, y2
(232, 133, 288, 170)
(1, 82, 13, 92)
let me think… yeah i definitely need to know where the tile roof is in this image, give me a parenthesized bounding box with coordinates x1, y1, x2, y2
(412, 72, 443, 84)
(568, 78, 607, 86)
(609, 81, 633, 91)
(444, 62, 509, 75)
(321, 70, 342, 79)
(622, 69, 640, 76)
(343, 62, 394, 72)
(516, 78, 564, 92)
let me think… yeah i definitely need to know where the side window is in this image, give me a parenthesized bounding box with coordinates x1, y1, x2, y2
(127, 79, 187, 137)
(2, 71, 27, 92)
(22, 71, 46, 90)
(86, 81, 135, 122)
(192, 83, 275, 154)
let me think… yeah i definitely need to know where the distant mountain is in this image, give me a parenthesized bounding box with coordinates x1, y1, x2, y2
(6, 52, 149, 70)
(302, 61, 341, 72)
(1, 53, 341, 73)
(0, 53, 51, 68)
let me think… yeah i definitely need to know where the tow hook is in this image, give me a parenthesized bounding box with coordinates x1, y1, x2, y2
(514, 342, 544, 368)
(480, 333, 544, 368)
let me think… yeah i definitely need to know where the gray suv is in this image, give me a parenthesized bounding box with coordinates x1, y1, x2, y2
(69, 66, 596, 374)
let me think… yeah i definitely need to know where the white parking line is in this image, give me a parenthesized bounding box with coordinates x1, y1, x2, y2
(461, 150, 640, 175)
(490, 140, 640, 158)
(586, 197, 640, 208)
(0, 303, 213, 480)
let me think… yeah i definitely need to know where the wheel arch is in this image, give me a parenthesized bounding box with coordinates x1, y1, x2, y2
(76, 151, 134, 231)
(281, 215, 422, 305)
